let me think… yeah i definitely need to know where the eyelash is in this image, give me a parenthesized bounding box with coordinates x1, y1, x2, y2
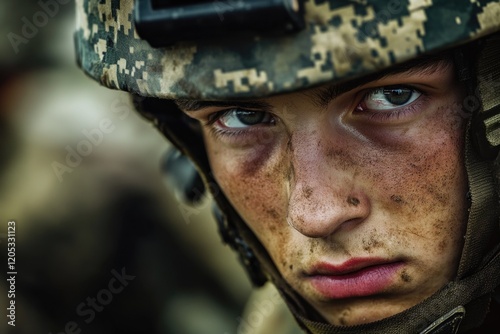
(204, 86, 426, 140)
(365, 102, 420, 121)
(205, 110, 274, 142)
(354, 86, 427, 122)
(209, 126, 248, 141)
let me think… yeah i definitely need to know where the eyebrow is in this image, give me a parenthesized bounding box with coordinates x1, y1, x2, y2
(312, 55, 453, 108)
(176, 53, 452, 112)
(175, 99, 273, 112)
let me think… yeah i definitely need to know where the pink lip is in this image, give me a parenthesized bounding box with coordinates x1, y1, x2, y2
(306, 258, 404, 299)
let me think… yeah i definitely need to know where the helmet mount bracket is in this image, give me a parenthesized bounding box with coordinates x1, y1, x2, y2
(134, 0, 306, 47)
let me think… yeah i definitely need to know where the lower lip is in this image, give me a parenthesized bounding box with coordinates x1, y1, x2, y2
(308, 262, 404, 299)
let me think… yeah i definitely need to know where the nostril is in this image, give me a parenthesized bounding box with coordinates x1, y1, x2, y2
(347, 196, 360, 206)
(286, 190, 371, 238)
(338, 217, 364, 232)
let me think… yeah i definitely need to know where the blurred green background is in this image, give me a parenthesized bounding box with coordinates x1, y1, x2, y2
(0, 1, 253, 333)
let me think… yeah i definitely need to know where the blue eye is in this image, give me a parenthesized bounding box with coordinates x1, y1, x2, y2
(362, 86, 422, 111)
(217, 109, 275, 128)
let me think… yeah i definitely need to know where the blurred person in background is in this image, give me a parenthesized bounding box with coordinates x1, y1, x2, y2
(0, 1, 252, 333)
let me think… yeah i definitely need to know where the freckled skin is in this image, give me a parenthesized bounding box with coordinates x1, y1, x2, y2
(193, 62, 468, 326)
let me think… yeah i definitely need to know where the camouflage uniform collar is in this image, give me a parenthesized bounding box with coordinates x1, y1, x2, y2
(297, 306, 467, 334)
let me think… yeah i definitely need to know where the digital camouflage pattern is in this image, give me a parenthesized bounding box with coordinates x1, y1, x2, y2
(75, 0, 500, 100)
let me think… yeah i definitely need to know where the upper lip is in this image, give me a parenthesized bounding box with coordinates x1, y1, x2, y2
(306, 258, 398, 276)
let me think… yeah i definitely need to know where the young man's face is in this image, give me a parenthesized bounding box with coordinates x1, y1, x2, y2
(180, 59, 468, 326)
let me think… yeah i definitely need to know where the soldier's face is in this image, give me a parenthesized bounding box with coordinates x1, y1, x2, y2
(180, 59, 468, 325)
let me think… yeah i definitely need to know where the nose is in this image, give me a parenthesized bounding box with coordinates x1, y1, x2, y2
(286, 130, 371, 238)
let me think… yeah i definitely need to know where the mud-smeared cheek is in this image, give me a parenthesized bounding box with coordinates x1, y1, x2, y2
(354, 104, 467, 273)
(205, 135, 292, 246)
(400, 270, 412, 283)
(375, 106, 464, 206)
(362, 236, 386, 253)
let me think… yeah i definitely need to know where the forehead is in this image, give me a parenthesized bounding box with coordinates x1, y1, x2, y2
(176, 54, 454, 112)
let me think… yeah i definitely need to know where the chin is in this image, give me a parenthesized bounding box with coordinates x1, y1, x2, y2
(313, 297, 422, 327)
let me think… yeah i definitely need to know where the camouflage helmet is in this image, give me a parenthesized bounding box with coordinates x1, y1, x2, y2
(76, 0, 500, 100)
(75, 1, 500, 333)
